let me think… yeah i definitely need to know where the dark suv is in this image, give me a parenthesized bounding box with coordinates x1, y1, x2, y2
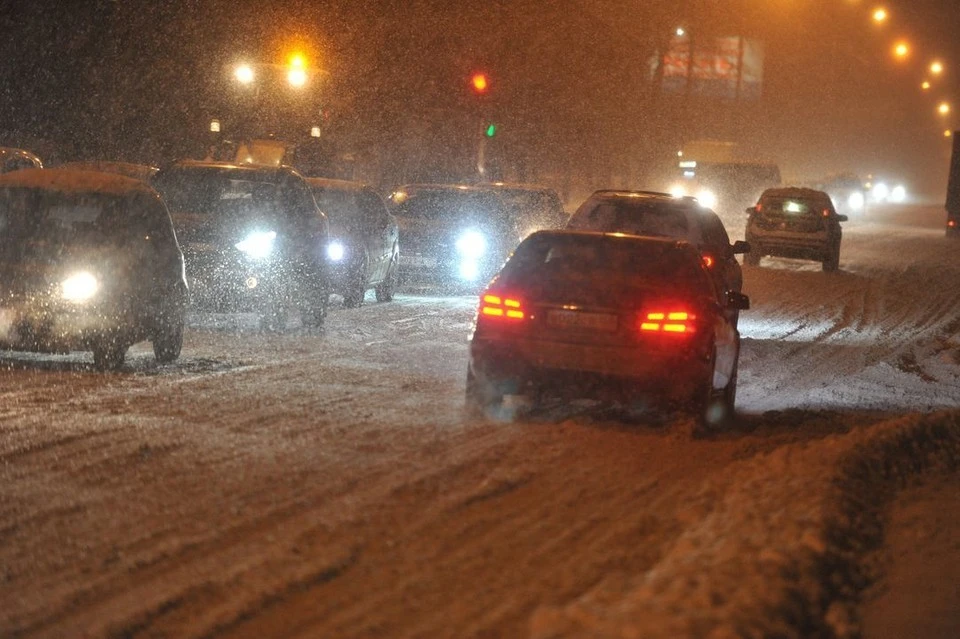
(0, 169, 188, 369)
(744, 187, 847, 271)
(566, 190, 750, 313)
(152, 161, 331, 329)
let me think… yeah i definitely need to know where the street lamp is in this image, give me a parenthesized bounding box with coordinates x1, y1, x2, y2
(938, 101, 951, 116)
(893, 41, 910, 60)
(930, 61, 945, 76)
(872, 8, 888, 24)
(922, 80, 932, 91)
(235, 64, 255, 84)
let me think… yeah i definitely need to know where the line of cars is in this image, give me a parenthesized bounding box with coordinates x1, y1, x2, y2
(0, 159, 568, 371)
(0, 153, 848, 430)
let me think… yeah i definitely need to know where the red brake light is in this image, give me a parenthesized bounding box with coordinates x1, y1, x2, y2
(822, 209, 830, 217)
(639, 309, 697, 335)
(702, 254, 715, 268)
(949, 220, 957, 228)
(480, 293, 525, 320)
(755, 204, 762, 213)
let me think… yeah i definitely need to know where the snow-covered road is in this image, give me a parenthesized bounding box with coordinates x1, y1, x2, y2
(1, 205, 958, 637)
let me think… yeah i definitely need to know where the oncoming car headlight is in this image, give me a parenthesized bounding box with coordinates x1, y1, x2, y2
(847, 191, 865, 211)
(327, 240, 345, 262)
(235, 230, 277, 259)
(62, 271, 99, 302)
(695, 189, 718, 210)
(669, 184, 688, 199)
(455, 230, 487, 258)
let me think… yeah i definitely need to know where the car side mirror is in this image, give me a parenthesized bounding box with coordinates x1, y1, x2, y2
(726, 290, 750, 311)
(836, 214, 849, 222)
(731, 240, 751, 255)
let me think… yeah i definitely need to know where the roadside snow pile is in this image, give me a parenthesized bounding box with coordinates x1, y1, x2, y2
(530, 411, 960, 638)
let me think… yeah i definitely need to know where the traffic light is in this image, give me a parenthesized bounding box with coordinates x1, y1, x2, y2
(470, 73, 489, 95)
(484, 123, 497, 138)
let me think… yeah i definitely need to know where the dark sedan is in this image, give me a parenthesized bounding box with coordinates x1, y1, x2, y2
(467, 230, 748, 429)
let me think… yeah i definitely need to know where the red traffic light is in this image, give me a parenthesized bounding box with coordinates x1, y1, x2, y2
(470, 73, 489, 94)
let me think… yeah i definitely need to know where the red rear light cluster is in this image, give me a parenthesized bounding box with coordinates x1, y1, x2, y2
(949, 220, 957, 228)
(640, 310, 697, 334)
(480, 293, 525, 320)
(822, 209, 830, 217)
(702, 254, 715, 268)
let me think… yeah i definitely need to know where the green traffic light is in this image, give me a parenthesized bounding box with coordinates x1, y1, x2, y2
(485, 123, 497, 137)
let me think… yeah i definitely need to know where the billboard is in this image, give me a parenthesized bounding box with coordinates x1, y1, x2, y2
(653, 34, 764, 101)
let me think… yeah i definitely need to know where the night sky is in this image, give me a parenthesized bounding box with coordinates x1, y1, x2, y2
(1, 0, 958, 197)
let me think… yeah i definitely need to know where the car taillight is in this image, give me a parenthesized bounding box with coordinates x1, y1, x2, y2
(702, 254, 715, 268)
(949, 220, 957, 228)
(822, 209, 830, 217)
(639, 310, 697, 335)
(479, 293, 525, 320)
(755, 204, 762, 213)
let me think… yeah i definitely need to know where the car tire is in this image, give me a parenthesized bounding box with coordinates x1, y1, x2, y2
(375, 250, 398, 303)
(153, 312, 184, 363)
(342, 254, 367, 308)
(465, 367, 504, 417)
(822, 246, 840, 272)
(93, 340, 127, 371)
(299, 265, 330, 328)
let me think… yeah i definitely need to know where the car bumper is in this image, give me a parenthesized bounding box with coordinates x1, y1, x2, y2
(748, 229, 832, 258)
(469, 335, 712, 404)
(0, 300, 144, 354)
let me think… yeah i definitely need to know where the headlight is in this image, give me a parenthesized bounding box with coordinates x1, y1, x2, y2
(871, 183, 889, 203)
(890, 185, 907, 203)
(62, 271, 99, 302)
(847, 191, 865, 210)
(235, 230, 277, 259)
(669, 184, 687, 199)
(696, 189, 718, 209)
(327, 240, 345, 262)
(456, 230, 487, 258)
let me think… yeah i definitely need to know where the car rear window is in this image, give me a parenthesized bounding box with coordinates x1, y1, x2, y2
(500, 233, 711, 292)
(759, 197, 830, 216)
(568, 199, 690, 240)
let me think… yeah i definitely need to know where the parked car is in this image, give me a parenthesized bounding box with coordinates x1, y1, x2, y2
(306, 178, 399, 307)
(0, 147, 43, 174)
(478, 182, 568, 237)
(565, 189, 750, 323)
(744, 187, 847, 271)
(466, 230, 748, 429)
(57, 161, 159, 182)
(151, 161, 331, 330)
(387, 184, 518, 289)
(0, 168, 188, 370)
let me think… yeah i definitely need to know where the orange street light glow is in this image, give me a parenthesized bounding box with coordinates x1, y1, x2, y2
(938, 102, 951, 115)
(893, 42, 910, 59)
(922, 80, 931, 90)
(945, 130, 953, 138)
(873, 8, 888, 24)
(289, 53, 306, 68)
(931, 61, 944, 75)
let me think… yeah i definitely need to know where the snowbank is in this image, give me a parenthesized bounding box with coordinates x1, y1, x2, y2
(530, 411, 960, 638)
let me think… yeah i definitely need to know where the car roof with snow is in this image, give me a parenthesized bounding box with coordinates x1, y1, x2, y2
(0, 167, 159, 197)
(160, 160, 306, 183)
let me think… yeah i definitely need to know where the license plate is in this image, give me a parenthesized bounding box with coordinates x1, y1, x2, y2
(546, 309, 618, 331)
(400, 254, 437, 268)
